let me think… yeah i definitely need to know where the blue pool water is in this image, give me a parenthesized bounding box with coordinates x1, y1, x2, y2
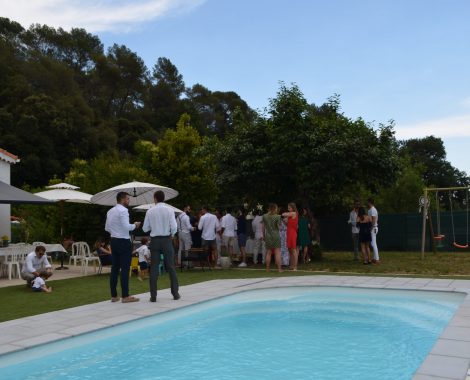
(0, 287, 464, 380)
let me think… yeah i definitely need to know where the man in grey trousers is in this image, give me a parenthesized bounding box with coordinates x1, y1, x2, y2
(142, 190, 180, 302)
(348, 200, 360, 261)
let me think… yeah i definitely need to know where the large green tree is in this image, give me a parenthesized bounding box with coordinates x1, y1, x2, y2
(136, 114, 218, 207)
(214, 84, 400, 213)
(401, 136, 469, 188)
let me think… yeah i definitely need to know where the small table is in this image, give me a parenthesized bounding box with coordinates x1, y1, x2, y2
(181, 248, 211, 272)
(39, 244, 68, 270)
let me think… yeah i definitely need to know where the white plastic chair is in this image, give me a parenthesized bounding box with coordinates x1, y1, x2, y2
(80, 242, 99, 275)
(69, 242, 82, 266)
(3, 248, 21, 280)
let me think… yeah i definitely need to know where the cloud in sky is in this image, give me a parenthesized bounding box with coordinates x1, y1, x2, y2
(0, 0, 206, 32)
(395, 113, 470, 140)
(460, 97, 470, 109)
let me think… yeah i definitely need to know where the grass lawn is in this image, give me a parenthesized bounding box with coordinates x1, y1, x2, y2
(2, 250, 470, 322)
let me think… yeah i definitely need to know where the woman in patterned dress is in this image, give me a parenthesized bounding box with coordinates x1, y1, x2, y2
(262, 203, 283, 273)
(279, 209, 289, 267)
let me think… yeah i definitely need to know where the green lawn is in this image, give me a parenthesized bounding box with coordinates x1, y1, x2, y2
(2, 251, 470, 322)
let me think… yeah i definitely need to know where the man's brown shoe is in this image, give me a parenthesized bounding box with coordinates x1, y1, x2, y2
(111, 297, 120, 302)
(122, 296, 139, 303)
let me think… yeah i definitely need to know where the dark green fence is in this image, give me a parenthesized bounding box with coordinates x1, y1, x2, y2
(319, 211, 469, 252)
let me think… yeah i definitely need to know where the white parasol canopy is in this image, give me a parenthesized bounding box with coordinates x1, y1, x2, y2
(46, 183, 80, 190)
(91, 181, 178, 207)
(134, 202, 183, 214)
(34, 183, 93, 239)
(35, 189, 92, 204)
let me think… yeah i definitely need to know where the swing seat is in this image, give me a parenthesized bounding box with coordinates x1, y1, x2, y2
(453, 242, 469, 249)
(433, 235, 445, 240)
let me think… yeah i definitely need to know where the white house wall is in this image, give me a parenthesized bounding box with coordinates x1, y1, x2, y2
(0, 161, 11, 241)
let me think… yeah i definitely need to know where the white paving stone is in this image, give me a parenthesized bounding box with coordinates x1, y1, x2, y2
(413, 374, 456, 380)
(441, 326, 470, 342)
(58, 323, 109, 336)
(0, 344, 23, 355)
(416, 354, 470, 379)
(431, 339, 470, 359)
(13, 333, 71, 348)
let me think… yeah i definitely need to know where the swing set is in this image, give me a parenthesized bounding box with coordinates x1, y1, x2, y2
(420, 186, 470, 259)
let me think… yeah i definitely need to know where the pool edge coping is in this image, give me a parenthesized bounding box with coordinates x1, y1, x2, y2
(1, 275, 470, 380)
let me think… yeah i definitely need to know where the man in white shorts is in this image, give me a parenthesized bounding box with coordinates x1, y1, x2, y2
(177, 205, 194, 266)
(251, 211, 265, 264)
(220, 207, 237, 260)
(367, 198, 380, 264)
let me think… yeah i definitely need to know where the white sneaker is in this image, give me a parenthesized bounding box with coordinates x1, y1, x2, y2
(238, 262, 247, 268)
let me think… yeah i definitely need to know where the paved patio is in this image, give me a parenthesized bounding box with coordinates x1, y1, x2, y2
(1, 275, 470, 379)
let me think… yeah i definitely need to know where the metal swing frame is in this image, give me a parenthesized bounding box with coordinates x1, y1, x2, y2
(420, 186, 470, 259)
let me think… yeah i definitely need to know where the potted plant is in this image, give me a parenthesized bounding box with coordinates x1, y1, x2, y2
(1, 235, 9, 247)
(219, 245, 231, 269)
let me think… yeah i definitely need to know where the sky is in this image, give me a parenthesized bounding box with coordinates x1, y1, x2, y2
(2, 0, 470, 173)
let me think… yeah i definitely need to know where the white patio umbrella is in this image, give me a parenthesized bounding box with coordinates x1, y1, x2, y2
(35, 183, 93, 269)
(35, 183, 92, 234)
(134, 202, 183, 214)
(35, 188, 92, 204)
(46, 183, 80, 190)
(91, 181, 178, 207)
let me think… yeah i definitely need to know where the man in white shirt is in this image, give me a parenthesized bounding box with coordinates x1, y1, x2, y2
(367, 198, 380, 263)
(198, 206, 220, 266)
(220, 207, 237, 260)
(348, 200, 360, 261)
(251, 212, 265, 264)
(105, 191, 141, 303)
(177, 205, 194, 266)
(21, 245, 52, 285)
(143, 190, 180, 302)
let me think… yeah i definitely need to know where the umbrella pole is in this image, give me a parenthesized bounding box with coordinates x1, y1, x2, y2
(56, 201, 69, 270)
(60, 200, 64, 238)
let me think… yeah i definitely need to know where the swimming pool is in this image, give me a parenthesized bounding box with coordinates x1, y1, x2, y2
(0, 286, 464, 380)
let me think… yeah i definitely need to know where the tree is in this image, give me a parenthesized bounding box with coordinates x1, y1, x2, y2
(401, 136, 469, 188)
(93, 44, 148, 117)
(65, 153, 156, 195)
(375, 156, 425, 213)
(152, 57, 185, 98)
(136, 114, 218, 207)
(214, 84, 400, 213)
(185, 83, 253, 137)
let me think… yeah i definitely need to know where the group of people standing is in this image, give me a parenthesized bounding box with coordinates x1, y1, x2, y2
(103, 192, 322, 303)
(254, 203, 318, 273)
(348, 198, 379, 265)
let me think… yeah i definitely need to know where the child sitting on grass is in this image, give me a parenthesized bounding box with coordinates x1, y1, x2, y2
(32, 274, 52, 293)
(134, 237, 150, 281)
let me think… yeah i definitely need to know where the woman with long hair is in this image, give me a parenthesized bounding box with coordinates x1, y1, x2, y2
(95, 238, 112, 266)
(282, 202, 299, 271)
(297, 207, 311, 263)
(279, 207, 289, 267)
(262, 203, 283, 273)
(357, 206, 372, 265)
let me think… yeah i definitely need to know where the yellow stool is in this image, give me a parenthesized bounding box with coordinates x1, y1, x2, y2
(129, 256, 140, 277)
